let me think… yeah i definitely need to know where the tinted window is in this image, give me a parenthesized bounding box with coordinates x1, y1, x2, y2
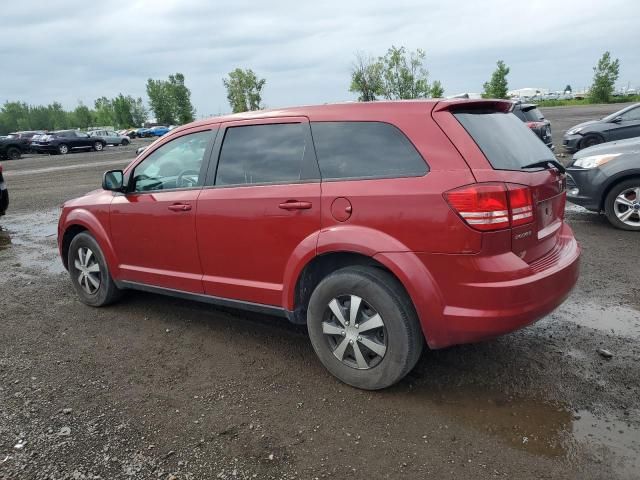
(521, 107, 544, 122)
(132, 130, 212, 192)
(216, 123, 306, 186)
(455, 111, 554, 170)
(310, 122, 427, 180)
(620, 106, 640, 121)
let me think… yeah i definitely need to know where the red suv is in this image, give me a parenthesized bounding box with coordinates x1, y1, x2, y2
(58, 100, 580, 389)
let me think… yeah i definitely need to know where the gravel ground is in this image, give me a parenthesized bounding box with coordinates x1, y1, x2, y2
(1, 114, 639, 480)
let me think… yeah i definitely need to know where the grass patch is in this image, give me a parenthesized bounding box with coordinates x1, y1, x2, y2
(535, 95, 640, 107)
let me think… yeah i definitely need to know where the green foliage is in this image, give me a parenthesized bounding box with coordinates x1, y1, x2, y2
(535, 94, 640, 108)
(147, 73, 195, 124)
(589, 51, 620, 104)
(72, 103, 94, 129)
(349, 46, 442, 101)
(349, 52, 384, 102)
(482, 60, 510, 99)
(130, 97, 149, 127)
(223, 68, 266, 113)
(430, 80, 444, 98)
(94, 96, 115, 126)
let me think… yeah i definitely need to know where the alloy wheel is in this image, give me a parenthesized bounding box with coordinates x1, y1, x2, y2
(74, 247, 101, 295)
(614, 187, 640, 228)
(322, 295, 387, 370)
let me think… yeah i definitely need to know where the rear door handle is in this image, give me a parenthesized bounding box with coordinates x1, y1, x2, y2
(278, 201, 313, 210)
(168, 203, 192, 212)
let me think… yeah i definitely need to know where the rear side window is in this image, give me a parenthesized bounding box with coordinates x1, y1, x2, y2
(521, 107, 544, 122)
(215, 123, 306, 186)
(454, 111, 554, 170)
(311, 122, 427, 180)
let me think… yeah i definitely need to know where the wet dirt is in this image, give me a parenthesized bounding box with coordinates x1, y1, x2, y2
(553, 302, 640, 339)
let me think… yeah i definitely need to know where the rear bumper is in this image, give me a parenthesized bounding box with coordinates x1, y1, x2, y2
(414, 223, 580, 348)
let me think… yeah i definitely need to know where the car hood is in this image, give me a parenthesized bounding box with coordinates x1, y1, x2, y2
(568, 120, 599, 132)
(62, 188, 110, 208)
(574, 137, 640, 159)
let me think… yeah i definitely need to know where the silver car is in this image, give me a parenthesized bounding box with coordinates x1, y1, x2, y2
(89, 130, 130, 146)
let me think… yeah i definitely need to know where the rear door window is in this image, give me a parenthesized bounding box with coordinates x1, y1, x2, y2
(454, 111, 554, 170)
(310, 121, 427, 180)
(215, 123, 306, 186)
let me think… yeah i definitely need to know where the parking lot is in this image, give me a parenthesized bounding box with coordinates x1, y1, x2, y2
(1, 105, 639, 479)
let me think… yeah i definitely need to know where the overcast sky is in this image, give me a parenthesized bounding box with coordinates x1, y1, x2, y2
(1, 0, 639, 117)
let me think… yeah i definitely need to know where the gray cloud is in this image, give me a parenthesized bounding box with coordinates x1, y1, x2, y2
(1, 0, 638, 118)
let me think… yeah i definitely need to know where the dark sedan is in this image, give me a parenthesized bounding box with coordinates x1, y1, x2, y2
(563, 103, 640, 153)
(566, 137, 640, 230)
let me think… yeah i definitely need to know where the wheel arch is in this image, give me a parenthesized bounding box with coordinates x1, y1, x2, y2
(599, 171, 640, 211)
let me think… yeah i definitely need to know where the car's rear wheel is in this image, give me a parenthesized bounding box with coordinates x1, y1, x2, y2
(68, 232, 122, 306)
(580, 134, 604, 150)
(58, 144, 69, 155)
(604, 178, 640, 231)
(93, 141, 104, 152)
(307, 266, 423, 390)
(6, 147, 21, 160)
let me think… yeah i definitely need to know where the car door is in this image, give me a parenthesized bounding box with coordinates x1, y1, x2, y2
(109, 127, 217, 292)
(196, 118, 321, 306)
(107, 131, 119, 144)
(609, 105, 640, 141)
(74, 131, 92, 149)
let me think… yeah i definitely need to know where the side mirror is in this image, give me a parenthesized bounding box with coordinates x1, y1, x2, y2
(612, 116, 623, 123)
(103, 170, 124, 191)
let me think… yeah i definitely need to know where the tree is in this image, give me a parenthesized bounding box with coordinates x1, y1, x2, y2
(130, 97, 148, 127)
(482, 60, 510, 99)
(349, 52, 383, 102)
(431, 80, 444, 98)
(72, 103, 94, 128)
(564, 84, 572, 93)
(379, 46, 431, 100)
(589, 51, 620, 103)
(223, 68, 266, 113)
(112, 94, 134, 128)
(94, 97, 115, 126)
(147, 73, 195, 124)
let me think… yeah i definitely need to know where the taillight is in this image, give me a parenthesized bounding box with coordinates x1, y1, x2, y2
(507, 183, 534, 227)
(526, 121, 545, 129)
(445, 183, 534, 231)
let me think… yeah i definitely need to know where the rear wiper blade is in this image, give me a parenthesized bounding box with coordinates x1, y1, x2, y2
(520, 159, 566, 174)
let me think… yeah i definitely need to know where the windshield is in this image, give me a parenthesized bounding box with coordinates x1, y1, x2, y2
(455, 111, 554, 170)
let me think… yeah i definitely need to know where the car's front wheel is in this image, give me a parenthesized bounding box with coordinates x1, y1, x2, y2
(68, 232, 122, 306)
(93, 141, 104, 152)
(307, 266, 423, 390)
(580, 134, 604, 150)
(604, 178, 640, 231)
(121, 138, 130, 146)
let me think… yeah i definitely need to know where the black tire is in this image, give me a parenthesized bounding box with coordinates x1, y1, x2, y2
(58, 144, 69, 155)
(6, 147, 21, 160)
(93, 141, 104, 152)
(68, 232, 122, 306)
(580, 134, 604, 150)
(307, 266, 423, 390)
(604, 178, 640, 231)
(121, 138, 130, 146)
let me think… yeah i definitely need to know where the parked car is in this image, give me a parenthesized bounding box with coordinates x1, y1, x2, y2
(141, 126, 170, 137)
(563, 103, 640, 153)
(122, 128, 139, 139)
(58, 100, 580, 390)
(0, 135, 28, 160)
(566, 137, 640, 230)
(31, 130, 107, 155)
(512, 102, 553, 150)
(89, 130, 130, 146)
(7, 131, 44, 153)
(0, 163, 8, 216)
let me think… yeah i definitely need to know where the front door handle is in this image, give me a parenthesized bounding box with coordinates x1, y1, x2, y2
(278, 201, 312, 210)
(168, 203, 192, 212)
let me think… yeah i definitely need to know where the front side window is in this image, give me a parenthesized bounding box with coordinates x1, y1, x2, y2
(310, 121, 428, 180)
(620, 106, 640, 122)
(132, 130, 212, 192)
(215, 123, 306, 186)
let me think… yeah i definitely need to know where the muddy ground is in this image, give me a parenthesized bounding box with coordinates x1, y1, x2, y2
(1, 108, 639, 480)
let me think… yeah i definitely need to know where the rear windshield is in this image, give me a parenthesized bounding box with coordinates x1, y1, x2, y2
(520, 107, 544, 122)
(454, 111, 554, 170)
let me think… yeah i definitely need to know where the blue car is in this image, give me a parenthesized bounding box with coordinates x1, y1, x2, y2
(139, 126, 170, 138)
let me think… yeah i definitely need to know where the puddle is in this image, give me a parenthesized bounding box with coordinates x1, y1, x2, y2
(573, 410, 640, 479)
(553, 302, 640, 339)
(0, 209, 65, 277)
(386, 385, 640, 477)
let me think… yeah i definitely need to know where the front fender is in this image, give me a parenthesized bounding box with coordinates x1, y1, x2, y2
(59, 207, 120, 277)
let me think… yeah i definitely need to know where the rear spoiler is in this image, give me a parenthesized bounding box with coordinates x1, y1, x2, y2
(433, 99, 514, 114)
